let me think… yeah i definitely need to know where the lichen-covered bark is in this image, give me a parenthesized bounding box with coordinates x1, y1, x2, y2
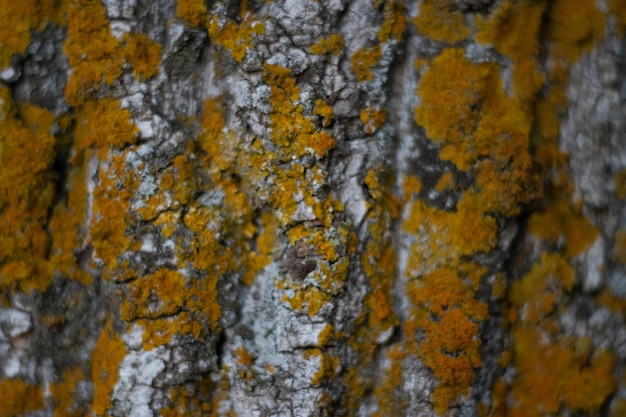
(1, 0, 626, 416)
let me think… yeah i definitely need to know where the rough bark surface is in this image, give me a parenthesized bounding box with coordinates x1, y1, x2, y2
(1, 1, 626, 416)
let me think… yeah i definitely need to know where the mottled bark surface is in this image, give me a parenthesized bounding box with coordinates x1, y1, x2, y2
(1, 1, 626, 416)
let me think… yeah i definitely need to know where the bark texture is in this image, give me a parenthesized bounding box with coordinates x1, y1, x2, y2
(1, 1, 626, 416)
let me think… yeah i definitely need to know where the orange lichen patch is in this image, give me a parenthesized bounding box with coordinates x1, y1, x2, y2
(198, 97, 227, 166)
(161, 376, 215, 416)
(362, 239, 396, 326)
(372, 346, 408, 416)
(282, 285, 332, 317)
(48, 163, 93, 286)
(154, 211, 181, 238)
(351, 45, 382, 83)
(208, 15, 265, 62)
(307, 348, 339, 386)
(547, 0, 605, 79)
(528, 194, 598, 257)
(313, 99, 334, 127)
(611, 398, 626, 417)
(140, 314, 202, 350)
(476, 0, 547, 103)
(74, 98, 138, 156)
(0, 98, 56, 293)
(287, 227, 337, 262)
(90, 152, 136, 274)
(91, 319, 127, 415)
(609, 0, 626, 34)
(413, 0, 469, 44)
(64, 0, 125, 105)
(614, 169, 626, 200)
(122, 32, 162, 80)
(50, 366, 86, 417)
(0, 379, 44, 417)
(401, 153, 498, 411)
(364, 278, 394, 328)
(417, 47, 539, 214)
(177, 0, 208, 28)
(509, 252, 574, 325)
(613, 229, 626, 264)
(406, 266, 487, 412)
(244, 211, 278, 285)
(401, 174, 422, 198)
(363, 169, 384, 200)
(408, 268, 488, 320)
(235, 347, 255, 367)
(415, 48, 495, 170)
(435, 172, 455, 192)
(562, 349, 617, 412)
(597, 289, 626, 314)
(171, 154, 199, 205)
(121, 268, 186, 320)
(310, 34, 344, 55)
(403, 193, 497, 275)
(307, 131, 336, 158)
(343, 168, 400, 411)
(360, 107, 387, 134)
(316, 257, 350, 295)
(262, 63, 337, 164)
(0, 0, 64, 68)
(317, 323, 335, 347)
(415, 308, 482, 414)
(534, 91, 564, 146)
(378, 0, 406, 42)
(508, 326, 616, 417)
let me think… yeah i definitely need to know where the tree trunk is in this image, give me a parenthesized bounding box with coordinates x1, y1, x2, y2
(1, 0, 626, 416)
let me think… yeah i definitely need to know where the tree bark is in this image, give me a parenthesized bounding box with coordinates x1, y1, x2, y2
(1, 0, 626, 416)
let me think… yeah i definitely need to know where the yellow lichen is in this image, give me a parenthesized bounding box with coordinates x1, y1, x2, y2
(48, 162, 93, 286)
(50, 366, 86, 417)
(91, 319, 127, 415)
(74, 98, 138, 154)
(161, 375, 215, 416)
(360, 107, 387, 134)
(123, 32, 162, 80)
(528, 195, 599, 257)
(508, 326, 616, 417)
(64, 0, 125, 106)
(89, 151, 136, 275)
(0, 379, 44, 417)
(614, 169, 626, 200)
(413, 0, 469, 44)
(262, 63, 336, 163)
(313, 99, 334, 127)
(310, 34, 344, 56)
(378, 0, 406, 42)
(435, 172, 456, 192)
(307, 348, 338, 386)
(208, 15, 265, 62)
(416, 47, 539, 215)
(0, 97, 57, 293)
(609, 0, 626, 34)
(415, 48, 495, 171)
(476, 0, 547, 104)
(343, 168, 400, 411)
(509, 252, 574, 324)
(121, 268, 186, 320)
(177, 0, 208, 27)
(547, 0, 605, 80)
(0, 0, 64, 68)
(351, 45, 382, 83)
